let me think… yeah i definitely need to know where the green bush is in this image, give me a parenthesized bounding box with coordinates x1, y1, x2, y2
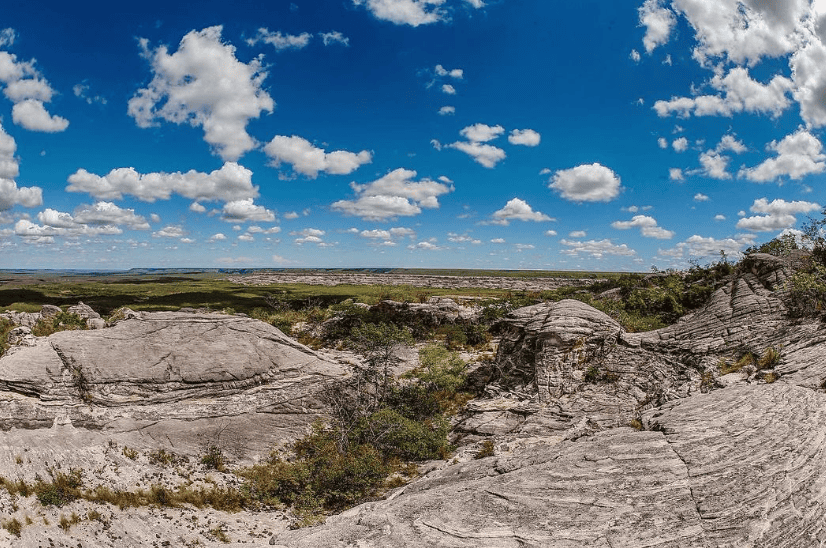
(31, 311, 87, 337)
(35, 469, 83, 507)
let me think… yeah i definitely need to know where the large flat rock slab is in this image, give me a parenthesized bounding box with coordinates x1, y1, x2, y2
(276, 428, 706, 547)
(646, 382, 826, 547)
(0, 311, 349, 458)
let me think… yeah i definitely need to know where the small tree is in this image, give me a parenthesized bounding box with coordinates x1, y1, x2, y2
(349, 323, 413, 408)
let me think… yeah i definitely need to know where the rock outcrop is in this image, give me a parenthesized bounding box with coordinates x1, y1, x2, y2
(0, 310, 349, 457)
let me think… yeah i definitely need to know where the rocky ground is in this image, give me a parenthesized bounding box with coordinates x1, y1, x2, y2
(227, 271, 596, 292)
(2, 254, 826, 546)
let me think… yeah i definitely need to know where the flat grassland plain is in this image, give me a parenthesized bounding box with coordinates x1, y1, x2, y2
(0, 268, 618, 316)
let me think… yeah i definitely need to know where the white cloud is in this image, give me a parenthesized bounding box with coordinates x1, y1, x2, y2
(639, 0, 676, 53)
(221, 198, 275, 222)
(460, 123, 504, 142)
(209, 233, 227, 241)
(352, 0, 448, 27)
(490, 198, 553, 225)
(447, 233, 481, 244)
(738, 128, 826, 182)
(291, 227, 326, 245)
(672, 137, 688, 152)
(438, 106, 455, 115)
(736, 197, 821, 231)
(332, 168, 453, 221)
(654, 68, 793, 119)
(283, 211, 299, 220)
(263, 135, 372, 178)
(630, 49, 641, 62)
(153, 225, 185, 238)
(238, 233, 255, 242)
(128, 26, 274, 161)
(0, 29, 15, 48)
(658, 137, 668, 149)
(560, 238, 636, 258)
(441, 84, 456, 95)
(11, 99, 69, 132)
(0, 45, 68, 133)
(189, 202, 206, 213)
(669, 168, 685, 180)
(694, 193, 710, 201)
(549, 163, 622, 202)
(718, 134, 747, 153)
(247, 28, 312, 50)
(791, 37, 826, 127)
(71, 202, 150, 229)
(715, 214, 726, 221)
(568, 230, 587, 238)
(408, 240, 444, 251)
(490, 238, 505, 243)
(435, 64, 463, 78)
(698, 150, 732, 179)
(319, 31, 350, 47)
(508, 129, 541, 147)
(0, 122, 42, 211)
(360, 229, 391, 239)
(668, 0, 808, 66)
(544, 230, 557, 236)
(447, 141, 506, 168)
(464, 0, 484, 8)
(515, 244, 535, 250)
(684, 234, 750, 257)
(66, 162, 258, 203)
(611, 214, 675, 239)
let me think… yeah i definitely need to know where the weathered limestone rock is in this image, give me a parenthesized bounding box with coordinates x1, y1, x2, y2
(0, 310, 40, 328)
(5, 325, 35, 347)
(66, 301, 101, 320)
(0, 311, 349, 457)
(371, 297, 478, 326)
(40, 304, 61, 318)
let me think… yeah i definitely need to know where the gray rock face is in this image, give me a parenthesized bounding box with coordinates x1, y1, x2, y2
(370, 297, 479, 326)
(0, 311, 348, 456)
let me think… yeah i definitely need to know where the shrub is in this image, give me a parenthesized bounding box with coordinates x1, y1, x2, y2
(200, 443, 225, 471)
(475, 439, 495, 459)
(1, 518, 21, 538)
(31, 312, 87, 337)
(35, 469, 82, 507)
(757, 347, 781, 370)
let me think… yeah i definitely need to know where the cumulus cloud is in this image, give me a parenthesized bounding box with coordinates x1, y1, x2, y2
(508, 129, 541, 147)
(658, 137, 668, 149)
(0, 43, 68, 132)
(736, 197, 821, 231)
(246, 28, 312, 50)
(654, 68, 793, 119)
(545, 230, 557, 237)
(209, 233, 227, 241)
(0, 122, 42, 211)
(408, 240, 445, 251)
(738, 128, 826, 182)
(611, 214, 675, 239)
(672, 137, 688, 152)
(291, 227, 326, 245)
(568, 230, 587, 238)
(460, 123, 504, 142)
(71, 202, 150, 229)
(438, 106, 455, 115)
(332, 168, 453, 221)
(630, 49, 641, 62)
(639, 0, 676, 53)
(447, 141, 506, 168)
(694, 193, 710, 201)
(695, 134, 748, 179)
(669, 168, 685, 180)
(352, 0, 448, 26)
(66, 162, 258, 203)
(189, 202, 206, 213)
(221, 199, 275, 223)
(447, 233, 481, 244)
(20, 202, 148, 240)
(263, 135, 372, 178)
(153, 225, 186, 238)
(560, 238, 636, 258)
(320, 31, 349, 46)
(128, 26, 274, 161)
(489, 198, 553, 225)
(435, 64, 463, 78)
(549, 163, 622, 202)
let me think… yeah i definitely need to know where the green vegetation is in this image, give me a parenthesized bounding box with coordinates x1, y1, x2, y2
(239, 335, 470, 525)
(31, 311, 87, 337)
(0, 316, 12, 358)
(2, 517, 22, 537)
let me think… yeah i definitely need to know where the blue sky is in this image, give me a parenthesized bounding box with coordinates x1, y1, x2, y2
(1, 0, 825, 270)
